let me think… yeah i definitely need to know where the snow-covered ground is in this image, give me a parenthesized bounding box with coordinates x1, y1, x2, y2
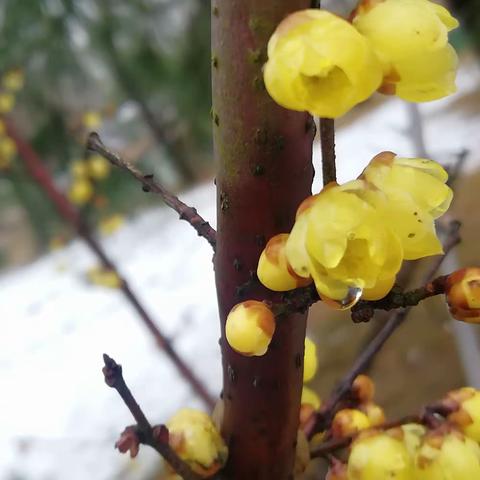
(1, 59, 480, 480)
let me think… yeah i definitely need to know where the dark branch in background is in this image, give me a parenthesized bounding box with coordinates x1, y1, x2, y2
(87, 133, 217, 250)
(102, 355, 202, 480)
(320, 118, 337, 185)
(6, 120, 215, 409)
(309, 220, 461, 436)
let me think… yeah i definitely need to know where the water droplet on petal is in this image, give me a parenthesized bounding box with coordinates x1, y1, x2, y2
(321, 286, 363, 310)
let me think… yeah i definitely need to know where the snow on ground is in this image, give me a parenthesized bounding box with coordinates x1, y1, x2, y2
(1, 59, 480, 480)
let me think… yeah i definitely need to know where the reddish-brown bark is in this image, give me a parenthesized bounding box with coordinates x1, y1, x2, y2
(211, 2, 314, 478)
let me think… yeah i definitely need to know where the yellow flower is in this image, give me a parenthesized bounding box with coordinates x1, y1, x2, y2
(447, 387, 480, 442)
(264, 10, 383, 118)
(2, 69, 24, 92)
(353, 0, 459, 102)
(86, 266, 122, 289)
(257, 233, 312, 292)
(360, 403, 386, 427)
(303, 337, 318, 382)
(87, 154, 110, 180)
(225, 301, 275, 357)
(301, 386, 321, 410)
(99, 214, 125, 236)
(289, 183, 403, 303)
(68, 179, 94, 205)
(82, 110, 102, 129)
(167, 408, 228, 477)
(401, 423, 427, 457)
(415, 430, 480, 479)
(332, 409, 372, 438)
(445, 268, 480, 323)
(361, 151, 452, 260)
(348, 432, 414, 480)
(0, 93, 15, 114)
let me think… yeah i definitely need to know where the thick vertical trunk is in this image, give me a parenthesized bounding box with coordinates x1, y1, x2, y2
(212, 2, 314, 478)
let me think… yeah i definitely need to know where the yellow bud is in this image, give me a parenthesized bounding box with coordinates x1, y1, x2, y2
(264, 9, 382, 118)
(359, 403, 386, 427)
(352, 374, 375, 403)
(348, 431, 414, 480)
(303, 337, 318, 382)
(331, 409, 371, 438)
(0, 93, 15, 113)
(257, 233, 312, 292)
(2, 69, 24, 92)
(87, 154, 110, 180)
(82, 111, 102, 129)
(167, 408, 228, 477)
(445, 268, 480, 324)
(70, 160, 89, 178)
(415, 429, 480, 479)
(86, 266, 122, 289)
(446, 387, 480, 442)
(301, 386, 322, 410)
(99, 214, 125, 236)
(225, 301, 275, 357)
(68, 179, 94, 205)
(353, 0, 459, 102)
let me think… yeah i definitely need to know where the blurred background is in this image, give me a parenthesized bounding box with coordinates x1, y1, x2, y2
(0, 0, 480, 479)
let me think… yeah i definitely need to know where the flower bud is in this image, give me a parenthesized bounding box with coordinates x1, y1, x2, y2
(332, 409, 371, 438)
(446, 387, 480, 442)
(415, 428, 480, 479)
(225, 301, 275, 357)
(2, 69, 24, 92)
(348, 431, 414, 480)
(352, 374, 375, 403)
(68, 179, 94, 205)
(167, 408, 228, 477)
(257, 234, 311, 292)
(71, 159, 89, 178)
(82, 110, 102, 129)
(0, 93, 15, 113)
(264, 10, 382, 118)
(303, 337, 318, 382)
(359, 402, 386, 427)
(87, 154, 111, 180)
(445, 268, 480, 323)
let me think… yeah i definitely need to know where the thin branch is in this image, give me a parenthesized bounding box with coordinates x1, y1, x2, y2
(320, 118, 336, 185)
(102, 355, 202, 480)
(87, 132, 217, 249)
(309, 220, 461, 436)
(7, 120, 215, 409)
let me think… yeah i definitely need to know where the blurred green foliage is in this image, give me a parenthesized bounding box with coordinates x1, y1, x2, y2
(0, 0, 212, 264)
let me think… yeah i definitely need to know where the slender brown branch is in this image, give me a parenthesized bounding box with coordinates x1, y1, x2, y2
(102, 355, 202, 480)
(320, 118, 336, 185)
(87, 132, 217, 249)
(309, 220, 461, 436)
(7, 120, 215, 409)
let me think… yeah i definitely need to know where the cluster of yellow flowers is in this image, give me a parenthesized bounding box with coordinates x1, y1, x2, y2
(264, 0, 459, 118)
(0, 69, 24, 170)
(166, 408, 228, 477)
(328, 386, 480, 479)
(258, 151, 452, 308)
(68, 110, 111, 206)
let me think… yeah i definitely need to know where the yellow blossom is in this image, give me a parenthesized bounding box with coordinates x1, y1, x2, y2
(332, 409, 372, 438)
(353, 0, 459, 102)
(87, 154, 110, 180)
(167, 408, 228, 477)
(264, 9, 383, 118)
(360, 403, 386, 427)
(225, 301, 275, 357)
(415, 429, 480, 479)
(303, 337, 318, 382)
(82, 110, 102, 129)
(68, 179, 94, 205)
(401, 423, 427, 457)
(257, 233, 312, 292)
(301, 386, 321, 410)
(361, 151, 452, 260)
(86, 266, 122, 289)
(2, 69, 24, 92)
(0, 93, 15, 114)
(447, 387, 480, 442)
(99, 214, 125, 236)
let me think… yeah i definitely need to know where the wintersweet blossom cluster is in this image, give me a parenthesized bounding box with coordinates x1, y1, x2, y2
(258, 152, 452, 307)
(264, 0, 459, 118)
(326, 386, 480, 479)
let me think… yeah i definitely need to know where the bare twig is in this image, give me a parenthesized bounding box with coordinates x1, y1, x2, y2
(102, 355, 202, 480)
(87, 132, 217, 249)
(320, 118, 337, 185)
(7, 120, 215, 409)
(309, 220, 461, 436)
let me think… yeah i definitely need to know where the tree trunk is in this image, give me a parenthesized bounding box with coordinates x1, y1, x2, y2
(212, 1, 314, 478)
